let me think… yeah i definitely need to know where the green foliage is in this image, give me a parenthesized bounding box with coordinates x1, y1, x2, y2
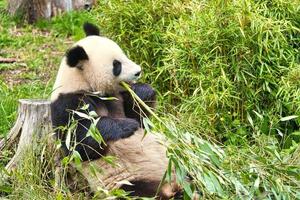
(94, 0, 300, 142)
(0, 0, 300, 199)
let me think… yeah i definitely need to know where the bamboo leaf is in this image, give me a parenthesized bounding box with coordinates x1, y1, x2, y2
(280, 115, 298, 122)
(247, 112, 254, 127)
(73, 110, 91, 119)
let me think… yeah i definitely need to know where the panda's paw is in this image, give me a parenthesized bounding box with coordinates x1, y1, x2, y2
(132, 83, 156, 101)
(117, 118, 140, 138)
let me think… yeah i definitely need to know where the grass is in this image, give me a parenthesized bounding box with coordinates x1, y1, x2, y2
(0, 0, 300, 199)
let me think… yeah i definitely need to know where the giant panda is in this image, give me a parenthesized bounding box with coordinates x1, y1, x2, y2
(50, 22, 181, 199)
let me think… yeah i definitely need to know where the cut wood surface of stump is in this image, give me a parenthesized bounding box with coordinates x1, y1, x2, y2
(0, 99, 52, 171)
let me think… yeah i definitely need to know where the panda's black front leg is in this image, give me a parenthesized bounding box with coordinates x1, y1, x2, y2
(69, 116, 139, 161)
(121, 83, 156, 125)
(96, 116, 139, 141)
(131, 83, 156, 107)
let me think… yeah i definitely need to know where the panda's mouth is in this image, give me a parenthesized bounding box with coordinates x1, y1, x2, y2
(118, 71, 141, 86)
(120, 80, 135, 86)
(119, 80, 139, 88)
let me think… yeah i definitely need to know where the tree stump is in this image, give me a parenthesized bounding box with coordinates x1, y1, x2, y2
(0, 99, 52, 171)
(7, 0, 96, 23)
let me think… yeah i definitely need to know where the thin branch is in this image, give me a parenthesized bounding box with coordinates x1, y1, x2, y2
(0, 57, 19, 63)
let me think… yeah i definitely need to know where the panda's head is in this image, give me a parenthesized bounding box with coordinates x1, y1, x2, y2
(52, 23, 141, 99)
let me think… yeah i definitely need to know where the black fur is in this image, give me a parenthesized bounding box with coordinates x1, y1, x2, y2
(121, 83, 156, 125)
(66, 46, 89, 68)
(51, 93, 139, 161)
(113, 60, 122, 76)
(120, 179, 184, 200)
(120, 180, 160, 198)
(84, 3, 92, 11)
(83, 22, 100, 36)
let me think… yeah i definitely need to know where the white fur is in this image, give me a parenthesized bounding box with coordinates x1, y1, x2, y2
(81, 129, 168, 191)
(51, 36, 141, 100)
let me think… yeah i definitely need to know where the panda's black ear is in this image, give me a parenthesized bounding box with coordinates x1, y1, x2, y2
(83, 22, 100, 36)
(66, 46, 89, 68)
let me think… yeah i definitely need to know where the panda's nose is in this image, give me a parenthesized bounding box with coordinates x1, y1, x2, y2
(134, 71, 141, 77)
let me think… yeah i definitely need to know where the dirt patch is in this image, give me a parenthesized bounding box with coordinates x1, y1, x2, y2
(9, 26, 52, 37)
(0, 64, 31, 87)
(1, 26, 74, 87)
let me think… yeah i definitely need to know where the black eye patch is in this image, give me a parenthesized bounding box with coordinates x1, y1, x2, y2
(113, 60, 122, 76)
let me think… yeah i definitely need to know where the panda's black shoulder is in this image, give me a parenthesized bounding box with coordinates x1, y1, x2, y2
(51, 92, 86, 127)
(51, 93, 85, 111)
(51, 92, 83, 106)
